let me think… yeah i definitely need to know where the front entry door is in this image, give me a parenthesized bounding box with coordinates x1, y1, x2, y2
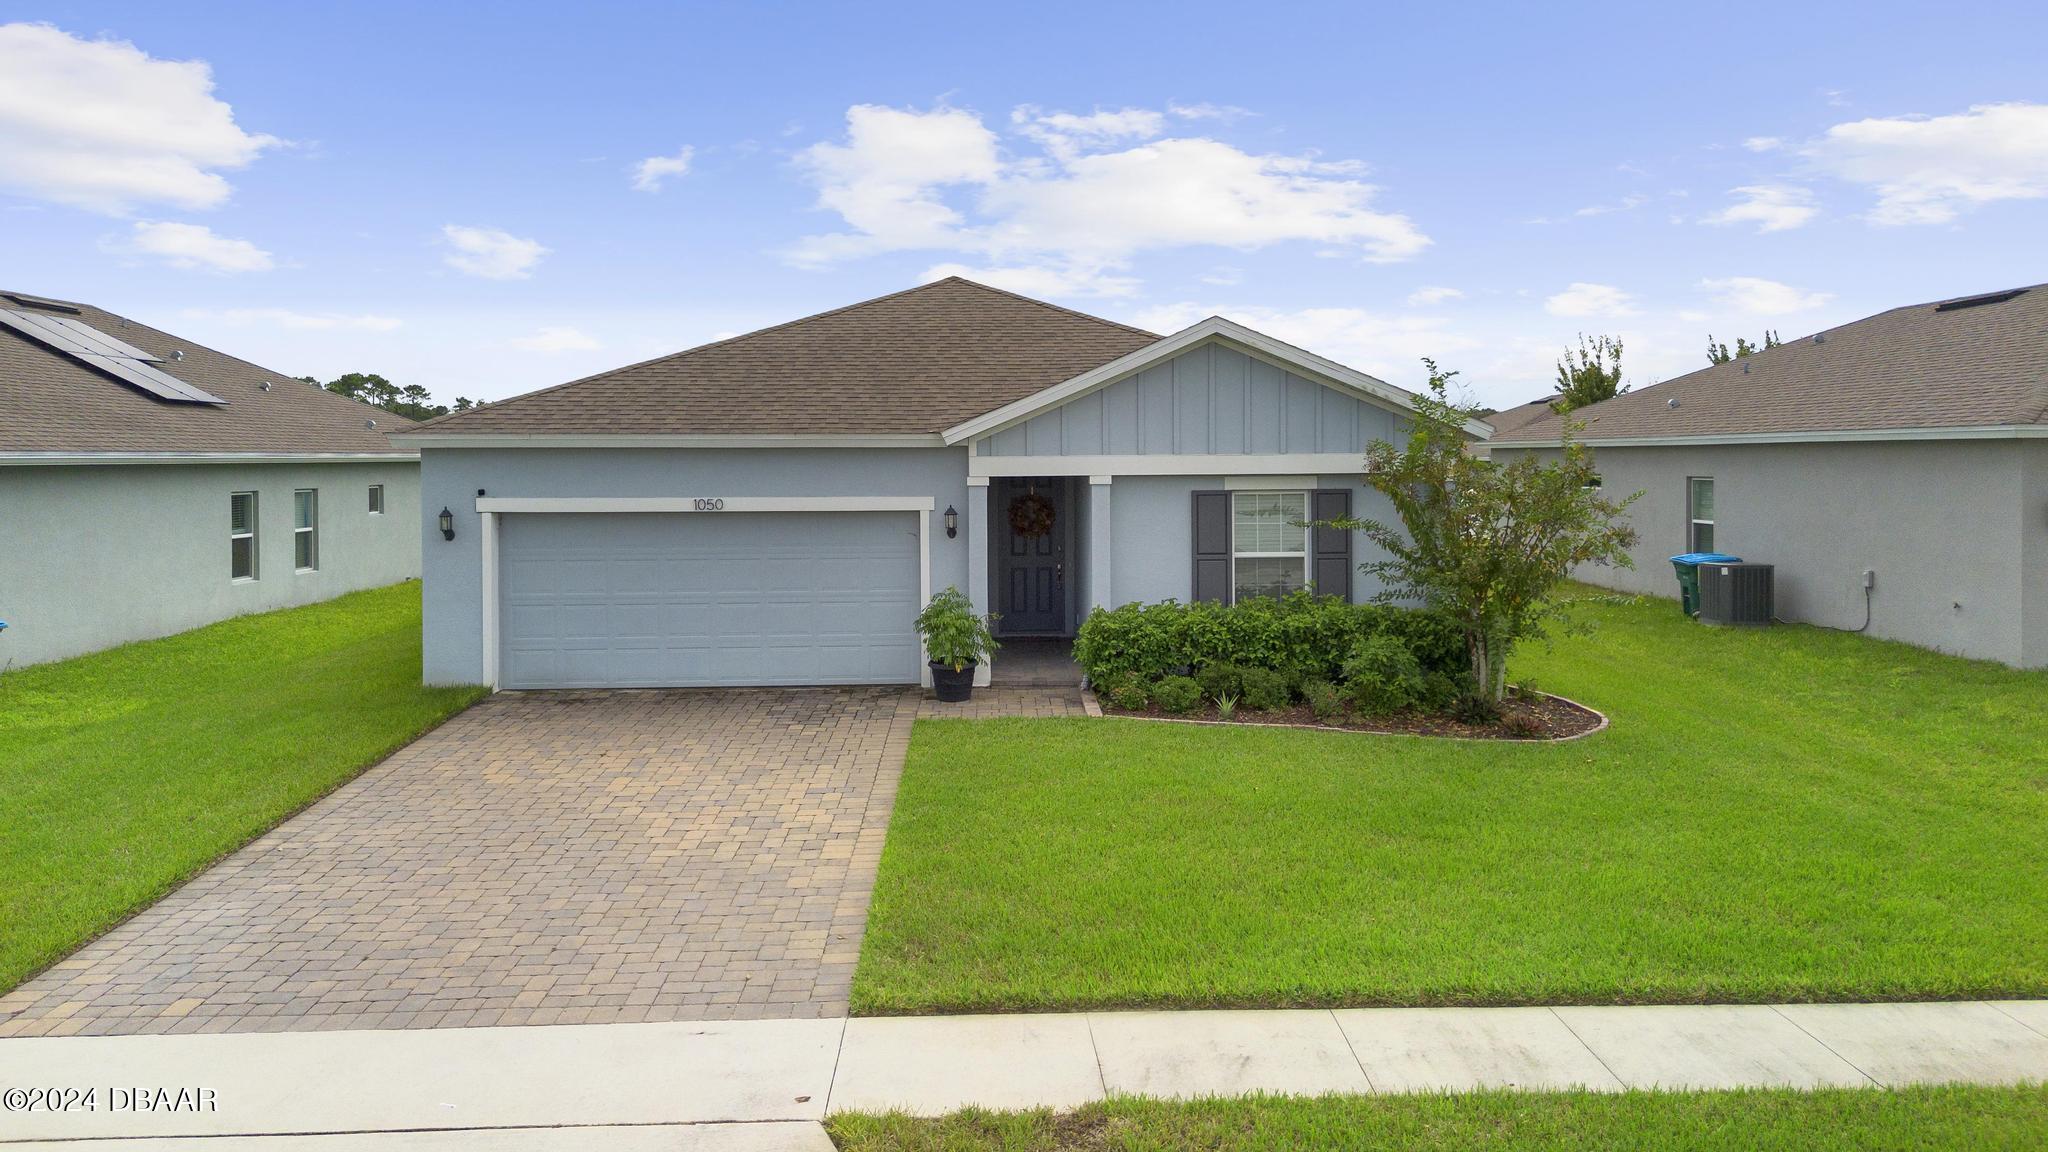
(995, 477, 1067, 634)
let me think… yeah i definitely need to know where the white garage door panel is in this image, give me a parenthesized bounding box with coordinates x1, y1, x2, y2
(499, 511, 920, 688)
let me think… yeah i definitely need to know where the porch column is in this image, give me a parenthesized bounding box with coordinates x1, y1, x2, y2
(1088, 474, 1114, 612)
(966, 476, 992, 687)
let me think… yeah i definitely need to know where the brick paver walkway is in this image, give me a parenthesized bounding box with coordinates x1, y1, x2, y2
(3, 684, 1086, 1038)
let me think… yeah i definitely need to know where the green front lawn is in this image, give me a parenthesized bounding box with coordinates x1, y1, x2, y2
(828, 1087, 2048, 1151)
(0, 582, 485, 993)
(855, 591, 2048, 1014)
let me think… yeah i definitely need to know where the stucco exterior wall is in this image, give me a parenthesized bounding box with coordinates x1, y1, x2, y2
(1103, 473, 1396, 607)
(1496, 439, 2035, 666)
(418, 446, 975, 685)
(0, 460, 420, 668)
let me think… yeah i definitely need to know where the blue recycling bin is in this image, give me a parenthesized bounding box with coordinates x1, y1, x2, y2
(1670, 553, 1741, 617)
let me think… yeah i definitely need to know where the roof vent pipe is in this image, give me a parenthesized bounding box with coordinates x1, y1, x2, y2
(259, 380, 272, 392)
(169, 349, 185, 361)
(1813, 333, 1825, 345)
(1667, 397, 1681, 410)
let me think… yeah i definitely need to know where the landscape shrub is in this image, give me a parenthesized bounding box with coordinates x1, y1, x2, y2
(1301, 678, 1345, 721)
(1101, 671, 1149, 711)
(1194, 662, 1247, 703)
(1151, 675, 1203, 714)
(1342, 633, 1426, 716)
(1073, 591, 1463, 688)
(1237, 667, 1291, 712)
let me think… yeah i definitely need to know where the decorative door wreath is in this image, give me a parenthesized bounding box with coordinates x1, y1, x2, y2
(1008, 491, 1057, 539)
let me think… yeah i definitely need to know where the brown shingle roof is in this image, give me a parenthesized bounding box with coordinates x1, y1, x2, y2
(1481, 396, 1561, 438)
(405, 277, 1160, 437)
(1496, 284, 2048, 445)
(0, 292, 415, 455)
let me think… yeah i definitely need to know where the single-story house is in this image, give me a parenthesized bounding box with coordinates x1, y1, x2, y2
(1491, 282, 2048, 668)
(401, 277, 1489, 689)
(0, 290, 422, 668)
(1471, 396, 1560, 457)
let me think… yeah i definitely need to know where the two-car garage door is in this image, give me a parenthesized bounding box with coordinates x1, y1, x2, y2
(497, 511, 921, 689)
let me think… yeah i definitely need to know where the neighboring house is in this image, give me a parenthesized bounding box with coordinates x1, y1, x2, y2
(401, 278, 1489, 689)
(1471, 396, 1558, 456)
(1491, 283, 2048, 668)
(0, 290, 422, 668)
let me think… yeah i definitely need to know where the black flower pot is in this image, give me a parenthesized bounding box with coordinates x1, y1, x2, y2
(929, 661, 977, 702)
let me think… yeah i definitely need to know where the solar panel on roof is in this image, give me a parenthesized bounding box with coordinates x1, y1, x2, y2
(0, 307, 224, 405)
(1, 292, 82, 314)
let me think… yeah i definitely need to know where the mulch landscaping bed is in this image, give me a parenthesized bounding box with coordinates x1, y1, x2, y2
(1099, 691, 1605, 741)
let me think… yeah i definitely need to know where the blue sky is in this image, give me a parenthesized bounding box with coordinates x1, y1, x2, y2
(4, 1, 2045, 410)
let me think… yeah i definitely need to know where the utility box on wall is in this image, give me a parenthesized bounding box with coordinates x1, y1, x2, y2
(1699, 562, 1774, 627)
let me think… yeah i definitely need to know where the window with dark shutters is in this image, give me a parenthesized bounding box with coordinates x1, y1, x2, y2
(1311, 489, 1353, 601)
(1192, 488, 1353, 604)
(1191, 491, 1231, 603)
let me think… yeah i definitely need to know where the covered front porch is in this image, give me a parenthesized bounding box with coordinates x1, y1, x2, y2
(963, 473, 1105, 687)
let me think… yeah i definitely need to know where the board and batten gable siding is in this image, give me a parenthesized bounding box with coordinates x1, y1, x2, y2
(976, 342, 1406, 458)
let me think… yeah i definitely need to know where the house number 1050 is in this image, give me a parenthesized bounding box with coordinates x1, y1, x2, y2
(692, 498, 725, 511)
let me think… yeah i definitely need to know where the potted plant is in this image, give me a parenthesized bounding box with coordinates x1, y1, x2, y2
(916, 586, 998, 702)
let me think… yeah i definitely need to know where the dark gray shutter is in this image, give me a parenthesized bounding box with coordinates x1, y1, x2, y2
(1192, 490, 1231, 603)
(1311, 489, 1352, 601)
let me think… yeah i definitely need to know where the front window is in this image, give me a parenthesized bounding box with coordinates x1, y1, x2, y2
(294, 488, 319, 571)
(1688, 477, 1715, 553)
(230, 492, 257, 581)
(1231, 491, 1308, 602)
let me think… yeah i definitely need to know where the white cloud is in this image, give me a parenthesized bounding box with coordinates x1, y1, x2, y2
(440, 225, 548, 279)
(1167, 102, 1253, 123)
(0, 23, 279, 214)
(1704, 184, 1820, 232)
(1544, 282, 1637, 318)
(1407, 286, 1465, 306)
(183, 307, 400, 331)
(922, 261, 1140, 299)
(511, 325, 602, 352)
(1125, 301, 1474, 382)
(1743, 136, 1785, 152)
(630, 146, 693, 192)
(110, 220, 273, 272)
(1012, 105, 1163, 155)
(1199, 266, 1242, 286)
(1699, 276, 1832, 314)
(783, 103, 1429, 290)
(1805, 102, 2048, 225)
(1573, 193, 1648, 217)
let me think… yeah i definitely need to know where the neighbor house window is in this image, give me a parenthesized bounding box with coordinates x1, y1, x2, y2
(368, 484, 384, 514)
(1688, 477, 1715, 553)
(230, 492, 258, 581)
(293, 489, 319, 571)
(1231, 491, 1309, 602)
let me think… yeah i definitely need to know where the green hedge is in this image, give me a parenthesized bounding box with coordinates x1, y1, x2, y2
(1072, 591, 1465, 686)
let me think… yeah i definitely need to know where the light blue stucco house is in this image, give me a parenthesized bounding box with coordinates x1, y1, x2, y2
(0, 290, 422, 669)
(401, 278, 1488, 689)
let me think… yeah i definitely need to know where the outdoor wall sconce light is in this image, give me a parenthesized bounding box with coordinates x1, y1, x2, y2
(944, 505, 958, 538)
(438, 507, 455, 541)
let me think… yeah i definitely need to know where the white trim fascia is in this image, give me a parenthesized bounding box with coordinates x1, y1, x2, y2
(1225, 474, 1317, 490)
(940, 319, 1495, 445)
(969, 453, 1364, 478)
(966, 475, 990, 487)
(1088, 474, 1113, 486)
(0, 451, 418, 466)
(475, 496, 936, 514)
(1488, 424, 2048, 450)
(403, 434, 947, 449)
(480, 510, 499, 691)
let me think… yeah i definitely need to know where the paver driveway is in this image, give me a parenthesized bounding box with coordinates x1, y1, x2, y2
(3, 688, 983, 1037)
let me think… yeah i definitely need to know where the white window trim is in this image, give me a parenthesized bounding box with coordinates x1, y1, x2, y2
(1688, 477, 1715, 552)
(230, 491, 258, 583)
(368, 484, 385, 514)
(293, 488, 319, 573)
(472, 495, 936, 692)
(1229, 490, 1310, 603)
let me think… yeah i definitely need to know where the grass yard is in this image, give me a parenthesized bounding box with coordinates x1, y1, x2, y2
(854, 590, 2048, 1014)
(826, 1086, 2048, 1151)
(0, 582, 485, 993)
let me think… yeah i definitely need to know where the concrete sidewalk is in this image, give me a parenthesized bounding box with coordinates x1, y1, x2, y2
(1, 1001, 2042, 1146)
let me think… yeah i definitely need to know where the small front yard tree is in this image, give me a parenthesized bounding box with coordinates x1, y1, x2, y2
(1341, 360, 1639, 704)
